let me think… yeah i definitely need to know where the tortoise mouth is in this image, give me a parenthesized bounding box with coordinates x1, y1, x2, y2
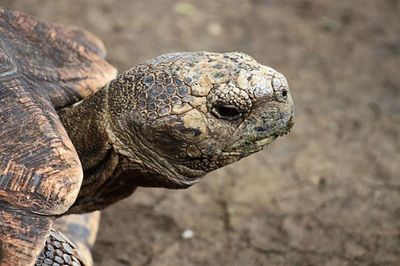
(221, 115, 294, 160)
(220, 135, 277, 160)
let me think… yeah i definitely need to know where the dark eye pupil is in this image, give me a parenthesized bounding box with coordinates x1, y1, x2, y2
(212, 105, 242, 121)
(281, 89, 288, 98)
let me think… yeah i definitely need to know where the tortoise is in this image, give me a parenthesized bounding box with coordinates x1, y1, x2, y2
(0, 7, 294, 266)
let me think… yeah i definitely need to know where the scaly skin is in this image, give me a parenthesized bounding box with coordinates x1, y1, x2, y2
(51, 212, 100, 266)
(59, 51, 294, 214)
(35, 229, 86, 266)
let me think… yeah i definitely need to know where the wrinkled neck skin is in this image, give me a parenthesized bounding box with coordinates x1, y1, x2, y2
(58, 81, 202, 211)
(58, 88, 111, 173)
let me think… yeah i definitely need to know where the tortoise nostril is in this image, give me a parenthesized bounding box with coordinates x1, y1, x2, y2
(281, 89, 288, 98)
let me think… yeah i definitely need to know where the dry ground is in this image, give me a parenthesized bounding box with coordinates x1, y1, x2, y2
(2, 0, 399, 265)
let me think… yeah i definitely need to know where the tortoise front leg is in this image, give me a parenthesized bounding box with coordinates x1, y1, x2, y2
(36, 229, 87, 266)
(0, 206, 52, 266)
(47, 211, 101, 266)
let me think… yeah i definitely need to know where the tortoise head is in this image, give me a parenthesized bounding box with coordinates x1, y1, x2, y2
(106, 52, 294, 188)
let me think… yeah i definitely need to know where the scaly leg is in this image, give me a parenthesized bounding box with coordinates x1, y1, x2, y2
(36, 212, 100, 266)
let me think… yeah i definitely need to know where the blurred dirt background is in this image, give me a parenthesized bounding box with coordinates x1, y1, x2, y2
(2, 0, 399, 265)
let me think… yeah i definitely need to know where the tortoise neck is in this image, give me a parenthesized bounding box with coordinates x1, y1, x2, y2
(58, 85, 112, 172)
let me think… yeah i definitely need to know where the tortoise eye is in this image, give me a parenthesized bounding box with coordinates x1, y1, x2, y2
(212, 104, 243, 121)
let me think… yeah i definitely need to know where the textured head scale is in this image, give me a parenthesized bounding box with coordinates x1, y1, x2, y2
(107, 52, 294, 188)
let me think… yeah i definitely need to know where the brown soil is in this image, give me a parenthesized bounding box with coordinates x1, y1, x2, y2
(2, 0, 399, 265)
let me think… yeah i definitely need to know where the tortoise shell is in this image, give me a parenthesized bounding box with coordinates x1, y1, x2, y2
(0, 8, 116, 265)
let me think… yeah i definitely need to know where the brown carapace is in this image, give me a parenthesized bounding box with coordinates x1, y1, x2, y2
(0, 7, 294, 266)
